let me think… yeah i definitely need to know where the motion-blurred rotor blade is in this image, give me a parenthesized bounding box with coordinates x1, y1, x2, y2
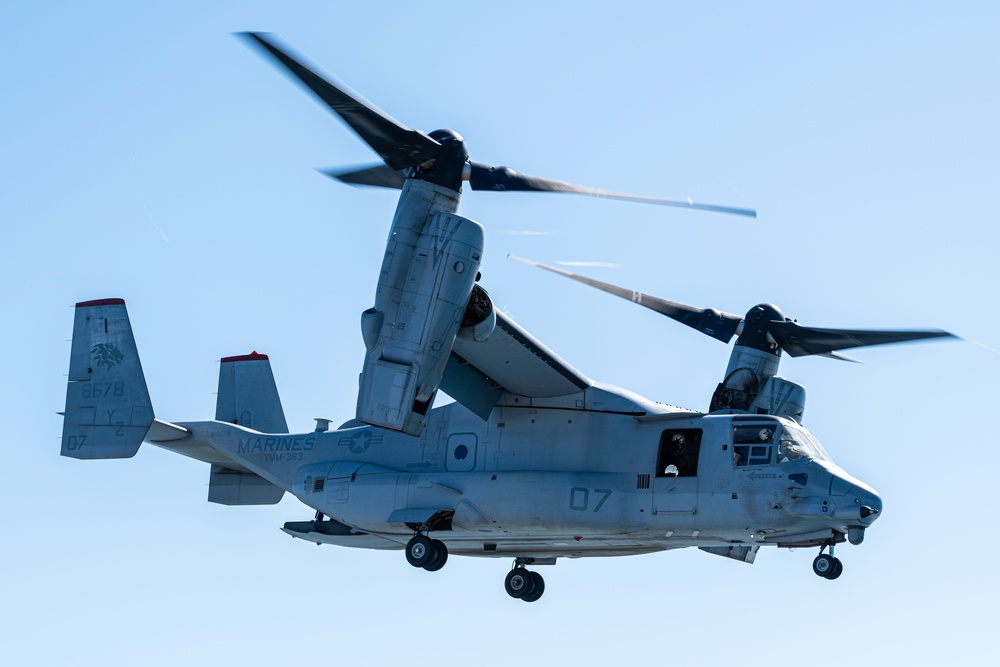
(509, 255, 743, 343)
(768, 321, 956, 358)
(323, 164, 407, 189)
(470, 162, 756, 217)
(239, 32, 441, 170)
(817, 351, 862, 363)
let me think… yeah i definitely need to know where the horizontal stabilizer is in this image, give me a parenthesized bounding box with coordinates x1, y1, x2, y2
(208, 465, 284, 505)
(62, 299, 154, 459)
(145, 419, 189, 442)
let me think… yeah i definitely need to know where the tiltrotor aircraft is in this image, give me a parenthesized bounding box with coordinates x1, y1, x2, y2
(60, 34, 953, 602)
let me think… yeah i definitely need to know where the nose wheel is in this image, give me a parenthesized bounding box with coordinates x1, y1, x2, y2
(504, 563, 545, 602)
(812, 545, 843, 580)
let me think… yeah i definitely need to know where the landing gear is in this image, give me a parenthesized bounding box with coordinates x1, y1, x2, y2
(405, 534, 448, 572)
(405, 535, 433, 567)
(812, 545, 843, 580)
(504, 563, 545, 602)
(522, 571, 545, 602)
(423, 540, 449, 572)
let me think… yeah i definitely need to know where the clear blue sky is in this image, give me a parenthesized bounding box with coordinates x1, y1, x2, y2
(3, 2, 997, 664)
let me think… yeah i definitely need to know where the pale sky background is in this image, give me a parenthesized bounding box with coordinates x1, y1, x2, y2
(3, 2, 998, 665)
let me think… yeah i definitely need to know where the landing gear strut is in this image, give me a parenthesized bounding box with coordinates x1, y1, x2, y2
(812, 543, 843, 580)
(504, 561, 545, 602)
(405, 534, 448, 572)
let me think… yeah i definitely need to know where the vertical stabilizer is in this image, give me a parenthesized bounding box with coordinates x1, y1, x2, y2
(216, 353, 288, 433)
(211, 352, 288, 505)
(62, 299, 154, 459)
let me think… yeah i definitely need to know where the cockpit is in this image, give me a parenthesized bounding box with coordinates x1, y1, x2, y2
(777, 421, 831, 464)
(732, 418, 832, 467)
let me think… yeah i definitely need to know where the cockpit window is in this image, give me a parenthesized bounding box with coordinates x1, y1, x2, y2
(777, 423, 832, 464)
(733, 424, 775, 445)
(733, 424, 775, 467)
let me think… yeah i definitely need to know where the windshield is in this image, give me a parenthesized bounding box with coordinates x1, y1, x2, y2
(777, 422, 832, 464)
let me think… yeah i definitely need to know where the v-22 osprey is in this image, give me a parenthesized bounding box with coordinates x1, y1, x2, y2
(60, 34, 952, 602)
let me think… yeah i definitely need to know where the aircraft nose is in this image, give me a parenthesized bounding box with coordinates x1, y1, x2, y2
(831, 472, 883, 524)
(858, 487, 882, 522)
(844, 484, 882, 545)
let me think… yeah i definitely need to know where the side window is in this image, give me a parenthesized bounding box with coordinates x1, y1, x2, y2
(733, 424, 775, 467)
(656, 429, 702, 477)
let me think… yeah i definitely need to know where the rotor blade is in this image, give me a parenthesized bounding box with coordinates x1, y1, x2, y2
(768, 321, 956, 357)
(509, 255, 743, 343)
(817, 351, 863, 363)
(469, 162, 756, 217)
(323, 164, 407, 189)
(239, 32, 441, 170)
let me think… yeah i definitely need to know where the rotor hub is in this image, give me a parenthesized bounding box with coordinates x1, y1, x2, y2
(412, 129, 469, 192)
(736, 303, 784, 354)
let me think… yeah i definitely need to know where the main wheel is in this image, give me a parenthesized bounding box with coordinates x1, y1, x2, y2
(405, 535, 433, 568)
(521, 571, 545, 602)
(423, 539, 449, 572)
(812, 553, 835, 578)
(825, 557, 844, 580)
(504, 568, 534, 599)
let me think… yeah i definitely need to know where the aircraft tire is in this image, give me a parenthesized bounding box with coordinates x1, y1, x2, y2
(405, 535, 434, 568)
(824, 558, 844, 580)
(504, 568, 534, 599)
(812, 554, 835, 578)
(423, 540, 448, 572)
(521, 571, 545, 602)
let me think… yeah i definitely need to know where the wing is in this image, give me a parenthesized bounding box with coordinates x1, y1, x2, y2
(442, 311, 592, 419)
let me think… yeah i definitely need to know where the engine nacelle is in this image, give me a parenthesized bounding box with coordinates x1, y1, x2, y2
(708, 336, 806, 422)
(456, 284, 495, 342)
(357, 208, 485, 436)
(709, 344, 779, 413)
(748, 376, 806, 423)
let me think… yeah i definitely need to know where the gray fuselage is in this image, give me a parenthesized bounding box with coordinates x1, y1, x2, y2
(170, 386, 882, 560)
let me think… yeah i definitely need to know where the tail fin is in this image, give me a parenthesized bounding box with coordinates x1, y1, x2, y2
(61, 299, 154, 459)
(210, 352, 287, 505)
(215, 352, 288, 433)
